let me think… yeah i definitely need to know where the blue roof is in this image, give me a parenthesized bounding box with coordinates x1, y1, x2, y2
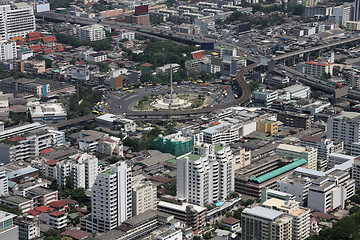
(7, 180, 16, 188)
(7, 166, 38, 179)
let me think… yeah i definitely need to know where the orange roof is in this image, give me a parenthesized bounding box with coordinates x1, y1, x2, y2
(43, 36, 57, 43)
(45, 159, 58, 166)
(12, 36, 23, 42)
(141, 63, 153, 67)
(30, 45, 42, 53)
(305, 60, 332, 66)
(40, 148, 55, 154)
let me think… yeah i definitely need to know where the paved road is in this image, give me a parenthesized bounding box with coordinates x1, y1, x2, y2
(102, 83, 235, 114)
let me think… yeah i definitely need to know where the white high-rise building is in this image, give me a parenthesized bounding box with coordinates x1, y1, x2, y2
(326, 112, 360, 151)
(0, 164, 8, 197)
(0, 40, 15, 60)
(78, 24, 106, 41)
(81, 162, 132, 233)
(177, 143, 234, 207)
(0, 3, 35, 40)
(56, 153, 99, 190)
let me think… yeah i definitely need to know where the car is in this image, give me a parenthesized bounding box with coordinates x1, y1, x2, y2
(108, 108, 111, 110)
(114, 100, 117, 103)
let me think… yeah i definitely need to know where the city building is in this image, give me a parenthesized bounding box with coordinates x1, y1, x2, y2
(78, 24, 106, 41)
(276, 144, 318, 171)
(201, 118, 241, 144)
(277, 112, 313, 129)
(253, 90, 278, 107)
(46, 211, 67, 229)
(260, 188, 295, 204)
(345, 21, 360, 30)
(235, 157, 308, 198)
(283, 84, 311, 99)
(352, 157, 360, 188)
(305, 60, 333, 78)
(79, 130, 108, 152)
(262, 198, 310, 240)
(97, 136, 123, 157)
(132, 176, 157, 216)
(232, 147, 251, 170)
(14, 215, 40, 240)
(81, 162, 132, 233)
(177, 143, 234, 206)
(28, 102, 67, 123)
(329, 6, 351, 26)
(0, 165, 8, 197)
(241, 206, 293, 240)
(0, 210, 19, 240)
(56, 153, 99, 190)
(153, 132, 194, 157)
(256, 120, 278, 136)
(300, 135, 336, 171)
(0, 3, 35, 39)
(0, 40, 16, 61)
(95, 113, 136, 132)
(0, 78, 50, 97)
(0, 129, 65, 163)
(278, 174, 313, 207)
(157, 197, 206, 232)
(326, 111, 360, 151)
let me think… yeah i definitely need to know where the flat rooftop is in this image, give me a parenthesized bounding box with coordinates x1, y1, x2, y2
(243, 206, 283, 220)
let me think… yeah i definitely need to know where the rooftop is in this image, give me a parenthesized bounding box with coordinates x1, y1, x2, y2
(158, 201, 207, 213)
(243, 206, 283, 220)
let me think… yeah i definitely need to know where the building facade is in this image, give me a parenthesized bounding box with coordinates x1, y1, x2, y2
(177, 143, 234, 206)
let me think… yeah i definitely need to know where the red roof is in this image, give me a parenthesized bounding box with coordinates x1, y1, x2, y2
(35, 206, 54, 213)
(28, 210, 40, 216)
(48, 200, 69, 208)
(49, 210, 65, 217)
(45, 159, 58, 166)
(42, 36, 57, 43)
(56, 44, 65, 52)
(60, 230, 90, 240)
(43, 48, 52, 54)
(76, 61, 86, 65)
(7, 136, 24, 142)
(150, 175, 171, 183)
(40, 148, 55, 154)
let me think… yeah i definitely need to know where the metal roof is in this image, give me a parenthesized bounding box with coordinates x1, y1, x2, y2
(249, 158, 307, 184)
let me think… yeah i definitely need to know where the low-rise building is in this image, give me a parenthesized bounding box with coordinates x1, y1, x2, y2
(157, 197, 206, 232)
(253, 90, 278, 108)
(277, 112, 313, 129)
(28, 102, 67, 123)
(95, 113, 136, 132)
(78, 24, 106, 41)
(305, 60, 333, 78)
(97, 136, 123, 157)
(46, 210, 67, 229)
(256, 120, 278, 136)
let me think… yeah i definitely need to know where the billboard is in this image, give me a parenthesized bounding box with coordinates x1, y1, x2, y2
(135, 5, 149, 15)
(36, 3, 50, 13)
(201, 42, 214, 50)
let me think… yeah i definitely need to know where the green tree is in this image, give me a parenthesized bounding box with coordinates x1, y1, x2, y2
(249, 81, 260, 92)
